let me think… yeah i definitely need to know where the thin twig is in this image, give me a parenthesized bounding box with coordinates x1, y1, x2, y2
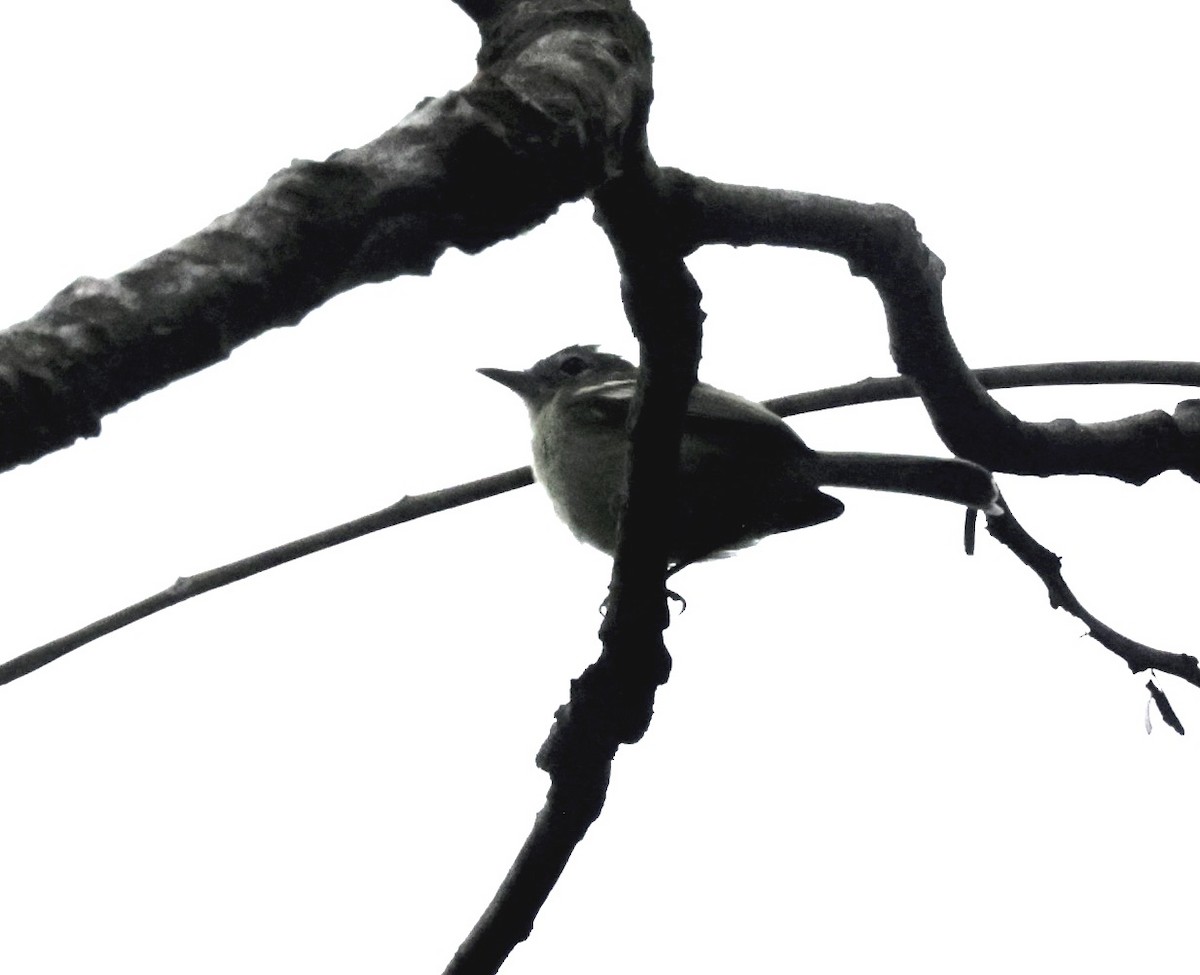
(763, 361, 1200, 417)
(985, 492, 1200, 706)
(0, 468, 532, 687)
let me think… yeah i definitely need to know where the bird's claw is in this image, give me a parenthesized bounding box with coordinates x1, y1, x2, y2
(597, 588, 687, 615)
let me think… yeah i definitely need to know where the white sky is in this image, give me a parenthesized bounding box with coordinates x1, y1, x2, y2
(1, 2, 1197, 972)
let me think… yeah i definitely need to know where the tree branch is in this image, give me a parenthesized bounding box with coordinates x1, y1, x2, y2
(985, 492, 1200, 700)
(0, 0, 652, 473)
(0, 468, 532, 687)
(445, 155, 703, 975)
(662, 169, 1200, 486)
(5, 359, 1197, 687)
(763, 360, 1200, 417)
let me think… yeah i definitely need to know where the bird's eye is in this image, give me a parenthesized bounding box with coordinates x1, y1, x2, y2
(558, 355, 589, 376)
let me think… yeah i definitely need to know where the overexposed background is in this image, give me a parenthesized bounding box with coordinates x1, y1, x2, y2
(1, 3, 1196, 972)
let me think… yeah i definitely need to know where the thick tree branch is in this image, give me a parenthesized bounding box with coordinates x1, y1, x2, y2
(0, 0, 652, 473)
(446, 161, 703, 975)
(662, 170, 1200, 486)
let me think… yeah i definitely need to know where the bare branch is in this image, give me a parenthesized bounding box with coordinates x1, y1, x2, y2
(0, 468, 531, 687)
(0, 0, 652, 473)
(763, 360, 1200, 417)
(985, 493, 1200, 693)
(662, 170, 1200, 486)
(6, 359, 1197, 688)
(447, 162, 705, 975)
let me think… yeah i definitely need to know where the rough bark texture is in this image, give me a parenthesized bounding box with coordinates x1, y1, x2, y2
(0, 0, 651, 472)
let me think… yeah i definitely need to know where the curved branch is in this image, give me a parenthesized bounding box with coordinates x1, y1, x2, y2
(0, 0, 652, 473)
(985, 493, 1200, 695)
(663, 169, 1200, 486)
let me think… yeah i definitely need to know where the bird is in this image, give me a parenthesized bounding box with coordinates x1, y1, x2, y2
(479, 345, 999, 572)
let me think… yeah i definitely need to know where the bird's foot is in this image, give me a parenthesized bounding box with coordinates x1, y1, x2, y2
(597, 587, 687, 615)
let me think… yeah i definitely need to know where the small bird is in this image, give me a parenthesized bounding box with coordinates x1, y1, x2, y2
(479, 345, 999, 572)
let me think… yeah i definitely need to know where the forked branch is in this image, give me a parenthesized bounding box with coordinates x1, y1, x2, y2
(985, 495, 1200, 693)
(662, 170, 1200, 485)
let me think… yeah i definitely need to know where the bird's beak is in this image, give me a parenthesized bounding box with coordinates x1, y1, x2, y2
(477, 367, 541, 400)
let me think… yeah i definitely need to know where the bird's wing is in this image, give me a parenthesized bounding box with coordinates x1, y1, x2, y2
(682, 383, 806, 455)
(565, 378, 805, 455)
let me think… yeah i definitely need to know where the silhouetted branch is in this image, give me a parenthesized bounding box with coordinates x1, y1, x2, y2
(0, 468, 532, 687)
(6, 359, 1198, 689)
(0, 0, 652, 473)
(662, 169, 1200, 486)
(985, 492, 1200, 701)
(446, 158, 703, 975)
(763, 361, 1200, 417)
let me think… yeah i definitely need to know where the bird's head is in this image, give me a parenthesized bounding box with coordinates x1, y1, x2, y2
(477, 345, 636, 411)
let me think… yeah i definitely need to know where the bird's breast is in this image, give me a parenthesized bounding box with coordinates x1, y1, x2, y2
(530, 413, 627, 555)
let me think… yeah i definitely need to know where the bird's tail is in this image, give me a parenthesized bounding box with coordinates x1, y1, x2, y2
(806, 451, 1001, 513)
